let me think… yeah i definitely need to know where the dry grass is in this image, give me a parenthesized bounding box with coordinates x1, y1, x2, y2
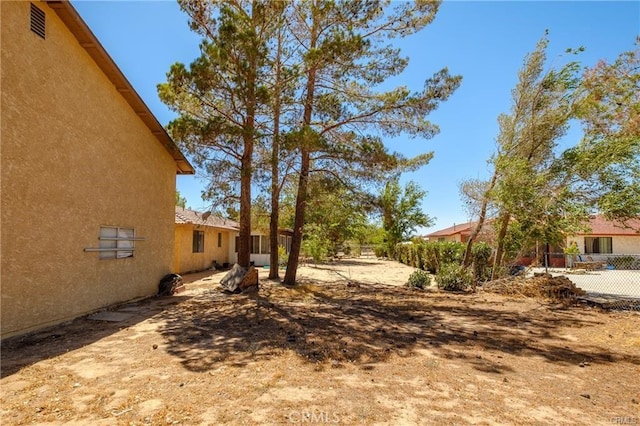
(484, 273, 587, 301)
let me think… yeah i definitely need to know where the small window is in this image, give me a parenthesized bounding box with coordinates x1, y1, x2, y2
(99, 227, 135, 259)
(217, 232, 222, 248)
(250, 235, 261, 254)
(584, 237, 612, 254)
(261, 235, 270, 254)
(193, 230, 205, 253)
(278, 235, 292, 253)
(30, 3, 46, 39)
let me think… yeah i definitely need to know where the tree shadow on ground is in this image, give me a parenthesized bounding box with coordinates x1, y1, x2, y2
(305, 258, 386, 269)
(157, 280, 640, 375)
(0, 296, 189, 378)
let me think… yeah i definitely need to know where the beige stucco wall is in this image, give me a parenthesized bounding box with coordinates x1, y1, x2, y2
(1, 2, 177, 338)
(435, 235, 462, 243)
(567, 236, 640, 255)
(174, 224, 231, 274)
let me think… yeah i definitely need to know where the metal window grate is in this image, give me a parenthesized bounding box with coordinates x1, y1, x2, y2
(30, 3, 45, 39)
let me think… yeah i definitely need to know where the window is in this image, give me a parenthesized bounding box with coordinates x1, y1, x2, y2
(30, 3, 45, 39)
(584, 237, 612, 254)
(250, 235, 261, 254)
(279, 235, 292, 253)
(235, 235, 269, 254)
(98, 227, 135, 259)
(217, 232, 222, 248)
(261, 235, 270, 254)
(193, 230, 204, 253)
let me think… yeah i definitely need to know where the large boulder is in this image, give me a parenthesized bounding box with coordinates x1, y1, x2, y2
(221, 264, 259, 294)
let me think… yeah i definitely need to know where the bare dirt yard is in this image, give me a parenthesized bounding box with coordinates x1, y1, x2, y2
(2, 258, 639, 425)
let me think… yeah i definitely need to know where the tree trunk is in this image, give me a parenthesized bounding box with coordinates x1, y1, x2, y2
(283, 146, 310, 285)
(491, 213, 510, 280)
(268, 154, 280, 278)
(238, 137, 253, 268)
(283, 6, 318, 286)
(462, 172, 498, 266)
(237, 7, 258, 268)
(268, 26, 284, 280)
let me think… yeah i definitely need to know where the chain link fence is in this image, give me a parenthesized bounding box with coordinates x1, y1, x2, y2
(530, 253, 640, 310)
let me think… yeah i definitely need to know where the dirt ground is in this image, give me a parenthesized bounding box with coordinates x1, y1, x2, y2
(2, 257, 639, 425)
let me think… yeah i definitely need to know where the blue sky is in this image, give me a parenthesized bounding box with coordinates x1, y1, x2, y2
(71, 1, 639, 234)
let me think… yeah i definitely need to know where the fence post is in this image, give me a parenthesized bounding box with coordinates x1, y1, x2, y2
(544, 242, 549, 273)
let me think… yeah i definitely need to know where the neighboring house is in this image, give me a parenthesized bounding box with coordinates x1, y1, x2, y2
(1, 1, 194, 338)
(567, 215, 640, 258)
(423, 215, 640, 267)
(424, 221, 494, 243)
(174, 207, 238, 274)
(174, 207, 294, 271)
(424, 221, 476, 243)
(229, 229, 294, 267)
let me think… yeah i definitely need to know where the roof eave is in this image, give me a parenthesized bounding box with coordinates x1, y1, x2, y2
(45, 0, 195, 175)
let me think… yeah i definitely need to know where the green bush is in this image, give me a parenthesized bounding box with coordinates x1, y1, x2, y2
(406, 269, 432, 290)
(439, 241, 465, 265)
(373, 245, 386, 258)
(394, 241, 466, 274)
(277, 245, 288, 268)
(302, 234, 330, 263)
(471, 242, 492, 281)
(421, 242, 440, 273)
(436, 263, 473, 291)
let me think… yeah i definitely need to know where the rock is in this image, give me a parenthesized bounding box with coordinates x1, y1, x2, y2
(580, 393, 591, 399)
(220, 264, 259, 293)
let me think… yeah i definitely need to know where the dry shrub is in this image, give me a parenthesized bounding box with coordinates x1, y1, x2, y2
(484, 273, 586, 301)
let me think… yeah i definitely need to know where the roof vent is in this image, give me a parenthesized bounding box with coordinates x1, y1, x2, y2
(30, 3, 45, 39)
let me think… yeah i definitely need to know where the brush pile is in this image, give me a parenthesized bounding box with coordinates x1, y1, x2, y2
(483, 273, 586, 301)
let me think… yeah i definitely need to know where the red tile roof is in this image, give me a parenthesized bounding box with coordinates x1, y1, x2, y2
(175, 207, 239, 231)
(425, 221, 477, 237)
(579, 215, 640, 235)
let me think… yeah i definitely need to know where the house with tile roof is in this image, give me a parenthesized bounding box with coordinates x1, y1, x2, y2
(1, 1, 194, 338)
(423, 221, 477, 243)
(425, 215, 639, 267)
(424, 220, 497, 244)
(174, 207, 239, 274)
(174, 207, 294, 273)
(567, 215, 640, 258)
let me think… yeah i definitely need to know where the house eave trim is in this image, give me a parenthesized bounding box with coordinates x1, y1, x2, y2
(45, 0, 195, 175)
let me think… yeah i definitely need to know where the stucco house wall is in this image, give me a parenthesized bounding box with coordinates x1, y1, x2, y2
(567, 236, 639, 256)
(434, 235, 463, 243)
(1, 1, 193, 338)
(174, 224, 232, 274)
